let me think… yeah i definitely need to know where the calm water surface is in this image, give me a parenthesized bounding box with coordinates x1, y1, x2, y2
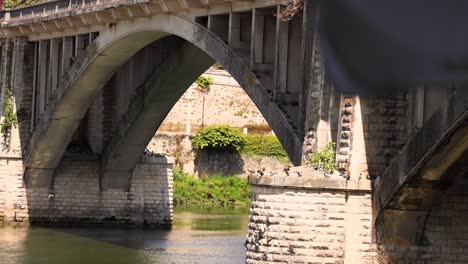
(0, 207, 249, 264)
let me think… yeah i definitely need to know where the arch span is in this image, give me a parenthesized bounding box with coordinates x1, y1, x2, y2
(24, 14, 303, 187)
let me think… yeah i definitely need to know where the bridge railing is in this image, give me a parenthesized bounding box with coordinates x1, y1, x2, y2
(0, 0, 147, 24)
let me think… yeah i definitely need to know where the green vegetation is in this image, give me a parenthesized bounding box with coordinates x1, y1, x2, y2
(192, 125, 289, 162)
(173, 168, 251, 207)
(192, 125, 245, 151)
(308, 142, 336, 173)
(241, 135, 289, 163)
(3, 0, 39, 8)
(1, 90, 18, 141)
(195, 75, 214, 92)
(244, 124, 272, 135)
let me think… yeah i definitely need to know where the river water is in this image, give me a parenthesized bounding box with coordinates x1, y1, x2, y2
(0, 207, 249, 264)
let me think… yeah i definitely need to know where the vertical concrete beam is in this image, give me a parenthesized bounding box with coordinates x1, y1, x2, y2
(250, 8, 265, 68)
(87, 89, 103, 154)
(286, 13, 304, 94)
(229, 12, 241, 49)
(31, 41, 39, 130)
(11, 38, 35, 150)
(274, 5, 289, 94)
(49, 38, 60, 95)
(208, 14, 229, 44)
(414, 86, 425, 129)
(228, 11, 252, 61)
(37, 40, 49, 116)
(301, 0, 318, 93)
(75, 34, 88, 55)
(62, 36, 74, 74)
(0, 40, 13, 120)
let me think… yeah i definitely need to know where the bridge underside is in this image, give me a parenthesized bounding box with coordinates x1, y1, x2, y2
(2, 0, 468, 262)
(374, 88, 468, 247)
(18, 11, 313, 189)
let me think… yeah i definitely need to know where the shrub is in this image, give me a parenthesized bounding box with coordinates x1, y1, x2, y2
(192, 125, 245, 151)
(241, 135, 289, 162)
(1, 90, 18, 141)
(308, 142, 336, 173)
(195, 75, 214, 92)
(173, 167, 251, 207)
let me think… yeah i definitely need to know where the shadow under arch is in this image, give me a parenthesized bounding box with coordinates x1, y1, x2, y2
(24, 14, 303, 187)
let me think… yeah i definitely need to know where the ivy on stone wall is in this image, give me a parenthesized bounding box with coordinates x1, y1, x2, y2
(1, 89, 18, 141)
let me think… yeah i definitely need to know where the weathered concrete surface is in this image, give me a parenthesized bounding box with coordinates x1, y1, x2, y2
(249, 166, 371, 191)
(378, 175, 468, 263)
(374, 87, 468, 245)
(23, 14, 303, 189)
(102, 37, 214, 189)
(24, 29, 169, 187)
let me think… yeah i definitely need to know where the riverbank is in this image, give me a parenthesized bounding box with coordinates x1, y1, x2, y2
(173, 168, 251, 207)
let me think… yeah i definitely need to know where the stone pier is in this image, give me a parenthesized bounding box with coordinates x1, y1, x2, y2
(246, 168, 376, 264)
(0, 155, 173, 227)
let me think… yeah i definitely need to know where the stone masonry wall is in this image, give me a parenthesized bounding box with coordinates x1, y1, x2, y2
(0, 156, 173, 227)
(148, 132, 288, 177)
(381, 176, 468, 263)
(246, 169, 376, 264)
(337, 95, 408, 179)
(158, 67, 269, 132)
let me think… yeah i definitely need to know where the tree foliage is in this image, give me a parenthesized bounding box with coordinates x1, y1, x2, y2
(192, 125, 245, 151)
(195, 75, 214, 92)
(308, 142, 336, 173)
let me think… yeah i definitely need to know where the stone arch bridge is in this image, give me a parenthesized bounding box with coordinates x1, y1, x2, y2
(0, 0, 466, 262)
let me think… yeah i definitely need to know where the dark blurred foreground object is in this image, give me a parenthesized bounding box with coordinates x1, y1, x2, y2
(318, 0, 468, 94)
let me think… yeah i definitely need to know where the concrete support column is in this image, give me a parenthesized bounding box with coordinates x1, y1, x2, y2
(208, 14, 229, 44)
(87, 89, 103, 154)
(229, 11, 252, 61)
(274, 6, 289, 94)
(75, 34, 89, 55)
(0, 40, 13, 120)
(229, 12, 242, 49)
(49, 38, 61, 95)
(250, 8, 265, 69)
(11, 37, 35, 151)
(0, 40, 15, 150)
(61, 36, 74, 74)
(37, 40, 49, 117)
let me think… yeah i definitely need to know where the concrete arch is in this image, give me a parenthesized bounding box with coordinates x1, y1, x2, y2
(24, 14, 302, 187)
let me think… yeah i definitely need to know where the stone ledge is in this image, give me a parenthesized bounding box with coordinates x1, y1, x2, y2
(139, 155, 174, 165)
(248, 167, 371, 191)
(0, 151, 22, 159)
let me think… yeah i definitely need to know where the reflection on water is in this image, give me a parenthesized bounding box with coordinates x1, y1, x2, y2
(0, 207, 249, 264)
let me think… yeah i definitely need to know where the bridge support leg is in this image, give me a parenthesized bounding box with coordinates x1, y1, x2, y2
(24, 168, 55, 188)
(246, 167, 376, 263)
(101, 38, 213, 190)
